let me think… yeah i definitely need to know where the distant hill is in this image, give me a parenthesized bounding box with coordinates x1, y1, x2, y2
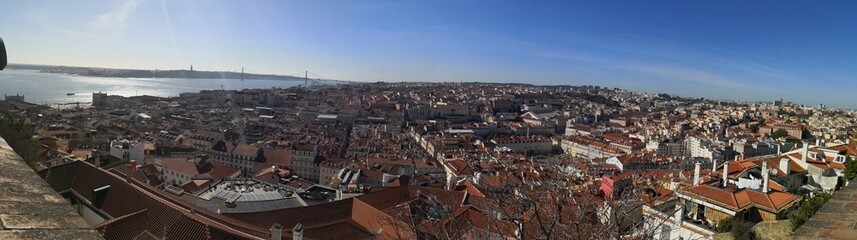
(6, 64, 319, 81)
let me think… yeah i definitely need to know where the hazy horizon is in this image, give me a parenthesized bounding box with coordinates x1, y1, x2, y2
(2, 1, 857, 108)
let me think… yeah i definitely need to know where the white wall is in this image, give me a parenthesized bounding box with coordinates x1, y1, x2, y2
(74, 203, 106, 227)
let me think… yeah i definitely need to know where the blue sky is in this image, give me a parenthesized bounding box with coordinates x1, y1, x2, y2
(2, 1, 856, 108)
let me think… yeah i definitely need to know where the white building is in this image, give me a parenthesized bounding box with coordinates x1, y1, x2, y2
(109, 139, 145, 162)
(685, 136, 722, 160)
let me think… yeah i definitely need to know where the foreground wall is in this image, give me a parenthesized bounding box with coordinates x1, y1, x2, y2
(0, 136, 102, 239)
(793, 182, 857, 239)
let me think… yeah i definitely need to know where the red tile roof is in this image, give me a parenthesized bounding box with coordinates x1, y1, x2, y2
(93, 209, 148, 240)
(680, 185, 802, 213)
(443, 159, 474, 176)
(263, 148, 291, 166)
(829, 144, 857, 156)
(207, 163, 240, 179)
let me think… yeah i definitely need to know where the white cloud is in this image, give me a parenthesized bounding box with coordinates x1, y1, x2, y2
(89, 0, 144, 34)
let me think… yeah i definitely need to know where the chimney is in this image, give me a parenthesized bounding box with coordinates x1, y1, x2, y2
(762, 161, 770, 193)
(446, 175, 456, 190)
(712, 159, 718, 173)
(816, 139, 821, 147)
(722, 161, 729, 187)
(693, 162, 701, 186)
(126, 160, 137, 183)
(776, 145, 781, 155)
(292, 223, 304, 240)
(270, 223, 283, 240)
(780, 158, 790, 176)
(802, 142, 809, 162)
(734, 155, 739, 161)
(95, 155, 101, 168)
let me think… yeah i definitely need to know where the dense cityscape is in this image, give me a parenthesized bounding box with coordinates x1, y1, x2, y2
(0, 81, 855, 239)
(5, 1, 857, 239)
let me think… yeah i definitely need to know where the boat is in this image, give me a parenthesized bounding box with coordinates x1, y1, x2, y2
(66, 93, 75, 96)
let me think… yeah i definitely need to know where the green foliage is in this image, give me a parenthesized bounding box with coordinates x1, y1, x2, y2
(789, 192, 834, 231)
(730, 219, 752, 239)
(0, 112, 41, 169)
(716, 216, 734, 233)
(844, 156, 857, 180)
(771, 129, 790, 139)
(751, 123, 761, 133)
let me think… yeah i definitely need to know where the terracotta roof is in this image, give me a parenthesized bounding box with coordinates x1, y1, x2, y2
(263, 148, 291, 166)
(750, 157, 807, 177)
(454, 180, 486, 197)
(420, 206, 517, 239)
(724, 159, 760, 175)
(680, 185, 801, 213)
(806, 160, 832, 170)
(359, 168, 385, 181)
(356, 185, 414, 211)
(284, 179, 316, 190)
(829, 144, 857, 156)
(179, 179, 210, 193)
(443, 160, 474, 176)
(254, 168, 288, 185)
(207, 163, 240, 179)
(830, 161, 846, 170)
(638, 187, 674, 205)
(93, 209, 148, 240)
(232, 143, 260, 158)
(767, 180, 786, 192)
(158, 157, 203, 177)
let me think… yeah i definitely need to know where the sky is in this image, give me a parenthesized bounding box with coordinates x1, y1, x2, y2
(1, 1, 857, 108)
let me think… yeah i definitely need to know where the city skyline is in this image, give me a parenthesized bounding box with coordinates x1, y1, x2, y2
(2, 1, 857, 108)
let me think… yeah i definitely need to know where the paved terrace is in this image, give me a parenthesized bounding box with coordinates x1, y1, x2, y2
(793, 182, 857, 239)
(0, 137, 101, 239)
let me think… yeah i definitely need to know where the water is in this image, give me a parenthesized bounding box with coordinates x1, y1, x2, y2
(0, 69, 308, 105)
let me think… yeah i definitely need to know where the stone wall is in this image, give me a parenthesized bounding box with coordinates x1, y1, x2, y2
(793, 182, 857, 239)
(0, 136, 102, 239)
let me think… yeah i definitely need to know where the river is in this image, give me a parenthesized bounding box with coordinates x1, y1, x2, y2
(0, 69, 312, 106)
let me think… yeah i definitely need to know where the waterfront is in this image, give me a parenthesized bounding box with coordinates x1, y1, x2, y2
(0, 69, 311, 105)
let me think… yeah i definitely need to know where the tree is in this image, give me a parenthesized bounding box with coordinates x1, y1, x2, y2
(750, 123, 761, 133)
(843, 156, 857, 180)
(715, 216, 733, 233)
(789, 192, 833, 230)
(0, 112, 42, 169)
(771, 129, 790, 139)
(381, 163, 685, 240)
(483, 162, 682, 240)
